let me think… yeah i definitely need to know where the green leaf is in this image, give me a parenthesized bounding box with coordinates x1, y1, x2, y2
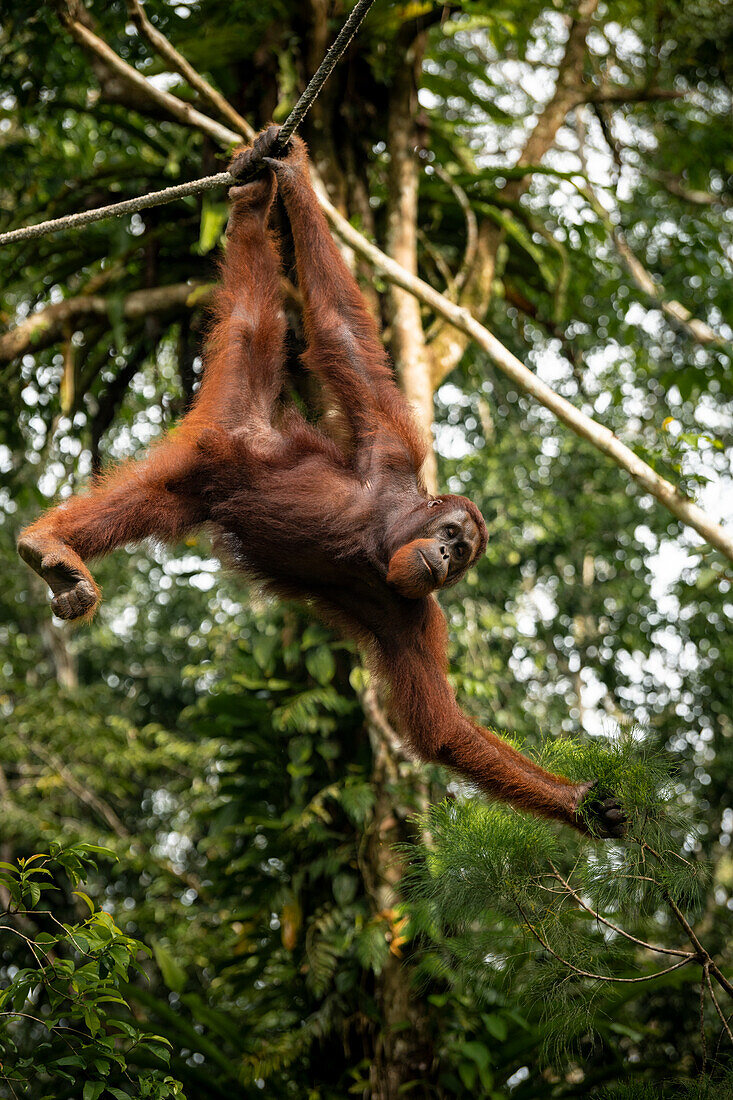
(332, 873, 357, 907)
(152, 941, 187, 994)
(463, 1040, 491, 1069)
(83, 1081, 105, 1100)
(305, 645, 335, 685)
(484, 1014, 508, 1041)
(198, 200, 228, 253)
(73, 890, 96, 915)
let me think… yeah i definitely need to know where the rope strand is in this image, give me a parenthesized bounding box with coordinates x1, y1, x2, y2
(0, 0, 377, 247)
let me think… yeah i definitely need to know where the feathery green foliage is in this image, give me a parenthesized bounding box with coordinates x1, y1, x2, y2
(402, 731, 712, 1061)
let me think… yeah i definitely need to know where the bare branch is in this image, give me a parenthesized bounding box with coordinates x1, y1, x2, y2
(57, 1, 241, 147)
(582, 119, 730, 350)
(125, 0, 254, 140)
(585, 86, 684, 105)
(653, 173, 731, 208)
(641, 842, 733, 1001)
(318, 183, 733, 563)
(612, 228, 729, 348)
(25, 740, 129, 839)
(548, 861, 693, 959)
(516, 900, 693, 984)
(705, 965, 733, 1047)
(0, 283, 210, 363)
(430, 164, 478, 298)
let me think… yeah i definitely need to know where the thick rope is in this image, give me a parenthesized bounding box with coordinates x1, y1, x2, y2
(0, 0, 377, 247)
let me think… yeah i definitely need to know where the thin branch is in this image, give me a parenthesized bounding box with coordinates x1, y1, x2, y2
(548, 860, 693, 958)
(516, 900, 693, 984)
(705, 964, 733, 1047)
(424, 164, 479, 345)
(57, 2, 241, 148)
(612, 228, 729, 348)
(125, 0, 254, 140)
(584, 125, 731, 350)
(418, 228, 457, 295)
(317, 183, 733, 564)
(0, 282, 210, 362)
(25, 740, 129, 839)
(701, 966, 709, 1073)
(430, 164, 478, 297)
(653, 172, 731, 208)
(641, 842, 733, 1001)
(584, 86, 684, 104)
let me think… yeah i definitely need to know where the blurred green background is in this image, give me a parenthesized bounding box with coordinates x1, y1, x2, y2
(0, 0, 731, 1096)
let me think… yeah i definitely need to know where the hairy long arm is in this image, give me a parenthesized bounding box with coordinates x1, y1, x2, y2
(376, 601, 625, 836)
(18, 168, 286, 621)
(193, 166, 286, 433)
(17, 442, 206, 620)
(252, 128, 425, 467)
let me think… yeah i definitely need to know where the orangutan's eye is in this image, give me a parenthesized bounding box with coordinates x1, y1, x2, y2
(445, 525, 458, 538)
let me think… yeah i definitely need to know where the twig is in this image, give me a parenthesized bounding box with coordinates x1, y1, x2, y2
(584, 124, 730, 350)
(641, 842, 733, 1001)
(516, 900, 692, 984)
(700, 966, 708, 1073)
(585, 86, 684, 104)
(547, 860, 693, 958)
(705, 964, 733, 1047)
(430, 164, 478, 297)
(611, 227, 729, 349)
(25, 740, 129, 839)
(0, 282, 210, 362)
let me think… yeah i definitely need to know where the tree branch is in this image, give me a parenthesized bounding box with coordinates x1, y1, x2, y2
(548, 861, 693, 959)
(25, 6, 733, 564)
(430, 164, 478, 298)
(653, 172, 731, 208)
(611, 228, 730, 349)
(705, 965, 733, 1047)
(56, 1, 241, 148)
(125, 0, 254, 140)
(0, 282, 210, 363)
(26, 740, 129, 840)
(585, 86, 684, 105)
(317, 182, 733, 563)
(516, 899, 693, 984)
(580, 166, 731, 351)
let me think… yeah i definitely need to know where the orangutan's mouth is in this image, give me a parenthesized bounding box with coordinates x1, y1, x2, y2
(418, 550, 435, 582)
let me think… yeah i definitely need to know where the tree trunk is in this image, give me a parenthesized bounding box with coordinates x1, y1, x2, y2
(364, 31, 438, 1098)
(384, 35, 436, 492)
(365, 710, 433, 1099)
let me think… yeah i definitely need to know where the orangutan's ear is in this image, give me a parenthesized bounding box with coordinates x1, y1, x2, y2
(386, 539, 435, 599)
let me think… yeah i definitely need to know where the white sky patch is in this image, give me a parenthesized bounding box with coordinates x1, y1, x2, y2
(434, 421, 472, 459)
(146, 72, 184, 92)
